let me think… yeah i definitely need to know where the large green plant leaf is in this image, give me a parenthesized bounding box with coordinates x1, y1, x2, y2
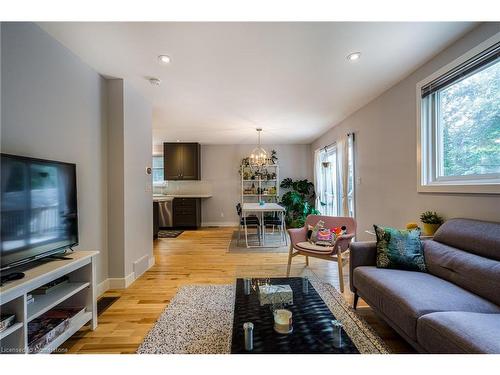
(279, 178, 318, 228)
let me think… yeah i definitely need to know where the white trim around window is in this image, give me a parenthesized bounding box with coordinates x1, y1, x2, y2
(416, 32, 500, 194)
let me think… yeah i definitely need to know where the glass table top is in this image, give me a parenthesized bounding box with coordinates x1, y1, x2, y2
(230, 276, 359, 354)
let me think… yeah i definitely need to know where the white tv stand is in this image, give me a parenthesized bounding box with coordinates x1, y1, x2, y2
(0, 251, 98, 354)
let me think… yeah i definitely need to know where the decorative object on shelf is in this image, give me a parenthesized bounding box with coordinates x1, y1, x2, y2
(28, 307, 85, 353)
(248, 128, 269, 170)
(0, 314, 16, 333)
(32, 276, 69, 295)
(273, 309, 293, 334)
(420, 211, 444, 235)
(280, 178, 319, 228)
(270, 149, 278, 165)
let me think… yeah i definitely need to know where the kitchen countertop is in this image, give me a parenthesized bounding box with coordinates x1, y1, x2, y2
(153, 194, 212, 201)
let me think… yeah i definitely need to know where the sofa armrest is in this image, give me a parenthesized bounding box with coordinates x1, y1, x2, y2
(349, 241, 377, 293)
(288, 227, 307, 246)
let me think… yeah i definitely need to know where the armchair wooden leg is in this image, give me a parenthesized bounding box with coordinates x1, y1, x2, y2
(305, 256, 309, 266)
(286, 243, 293, 276)
(337, 253, 345, 294)
(353, 292, 359, 310)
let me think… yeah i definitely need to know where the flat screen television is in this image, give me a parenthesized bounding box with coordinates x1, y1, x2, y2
(1, 154, 78, 271)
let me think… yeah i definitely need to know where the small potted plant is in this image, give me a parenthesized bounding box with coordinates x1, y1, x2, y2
(420, 211, 444, 235)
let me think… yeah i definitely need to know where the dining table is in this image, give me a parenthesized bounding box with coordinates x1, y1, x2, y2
(241, 202, 286, 248)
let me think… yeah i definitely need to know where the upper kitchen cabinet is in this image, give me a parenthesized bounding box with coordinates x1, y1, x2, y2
(163, 142, 201, 180)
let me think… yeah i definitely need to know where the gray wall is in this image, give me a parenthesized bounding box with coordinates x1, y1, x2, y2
(123, 81, 153, 277)
(311, 23, 500, 240)
(107, 79, 153, 279)
(106, 79, 125, 278)
(1, 22, 109, 282)
(201, 144, 312, 225)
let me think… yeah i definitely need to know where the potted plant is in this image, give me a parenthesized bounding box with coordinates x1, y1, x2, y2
(280, 178, 320, 228)
(420, 211, 444, 235)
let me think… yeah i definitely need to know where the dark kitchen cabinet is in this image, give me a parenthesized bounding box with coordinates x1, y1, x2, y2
(173, 198, 201, 228)
(163, 142, 201, 180)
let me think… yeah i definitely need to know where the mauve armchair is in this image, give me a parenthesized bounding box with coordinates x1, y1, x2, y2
(287, 215, 356, 293)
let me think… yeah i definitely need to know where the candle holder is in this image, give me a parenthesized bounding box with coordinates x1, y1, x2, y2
(331, 319, 343, 349)
(243, 278, 251, 295)
(243, 322, 254, 351)
(302, 277, 309, 295)
(273, 309, 293, 334)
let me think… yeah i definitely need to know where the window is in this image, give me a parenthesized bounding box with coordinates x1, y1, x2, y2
(417, 36, 500, 194)
(315, 133, 355, 217)
(320, 146, 338, 216)
(152, 155, 164, 184)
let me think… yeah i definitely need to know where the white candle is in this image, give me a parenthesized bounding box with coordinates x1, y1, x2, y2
(273, 309, 293, 334)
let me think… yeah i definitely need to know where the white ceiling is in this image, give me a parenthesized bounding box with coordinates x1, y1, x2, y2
(38, 22, 476, 145)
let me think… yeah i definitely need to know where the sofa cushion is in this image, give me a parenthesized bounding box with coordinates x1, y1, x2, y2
(374, 225, 426, 272)
(424, 240, 500, 305)
(433, 218, 500, 261)
(417, 312, 500, 353)
(353, 266, 500, 340)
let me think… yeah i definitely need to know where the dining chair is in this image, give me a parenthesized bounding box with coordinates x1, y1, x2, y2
(264, 212, 287, 245)
(287, 214, 356, 293)
(236, 203, 261, 246)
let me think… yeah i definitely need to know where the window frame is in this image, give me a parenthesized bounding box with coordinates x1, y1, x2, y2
(416, 32, 500, 194)
(152, 154, 166, 186)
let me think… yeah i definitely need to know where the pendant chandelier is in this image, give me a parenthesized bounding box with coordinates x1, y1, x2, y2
(249, 128, 269, 169)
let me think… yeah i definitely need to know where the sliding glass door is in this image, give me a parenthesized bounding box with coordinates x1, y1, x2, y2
(315, 134, 355, 217)
(320, 146, 338, 216)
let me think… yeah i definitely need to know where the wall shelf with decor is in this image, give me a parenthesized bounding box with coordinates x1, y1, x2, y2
(240, 164, 280, 204)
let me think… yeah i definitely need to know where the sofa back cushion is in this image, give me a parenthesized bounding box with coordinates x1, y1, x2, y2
(433, 218, 500, 261)
(424, 240, 500, 305)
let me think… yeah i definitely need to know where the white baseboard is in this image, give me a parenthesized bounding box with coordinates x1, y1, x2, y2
(202, 221, 238, 227)
(97, 254, 155, 294)
(96, 278, 110, 297)
(148, 255, 155, 268)
(108, 272, 135, 289)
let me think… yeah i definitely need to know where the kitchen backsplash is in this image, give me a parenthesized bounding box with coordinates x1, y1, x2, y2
(153, 180, 213, 196)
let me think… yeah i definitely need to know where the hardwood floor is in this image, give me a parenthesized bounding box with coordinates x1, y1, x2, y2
(61, 227, 414, 354)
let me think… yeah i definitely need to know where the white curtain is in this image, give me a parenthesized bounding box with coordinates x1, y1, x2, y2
(336, 134, 351, 217)
(313, 149, 323, 211)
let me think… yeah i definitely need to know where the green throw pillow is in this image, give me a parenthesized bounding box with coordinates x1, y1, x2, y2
(374, 225, 427, 272)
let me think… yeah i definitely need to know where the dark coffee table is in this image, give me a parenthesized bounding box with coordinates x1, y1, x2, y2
(231, 277, 359, 354)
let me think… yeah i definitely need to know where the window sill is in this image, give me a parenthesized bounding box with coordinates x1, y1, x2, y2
(418, 183, 500, 194)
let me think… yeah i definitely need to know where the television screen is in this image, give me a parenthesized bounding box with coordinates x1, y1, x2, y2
(1, 154, 78, 270)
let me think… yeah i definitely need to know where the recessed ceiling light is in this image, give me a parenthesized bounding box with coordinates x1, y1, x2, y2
(347, 52, 361, 61)
(176, 140, 181, 142)
(149, 78, 161, 86)
(158, 55, 171, 64)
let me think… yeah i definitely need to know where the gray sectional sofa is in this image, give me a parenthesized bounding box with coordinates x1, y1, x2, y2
(349, 218, 500, 353)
